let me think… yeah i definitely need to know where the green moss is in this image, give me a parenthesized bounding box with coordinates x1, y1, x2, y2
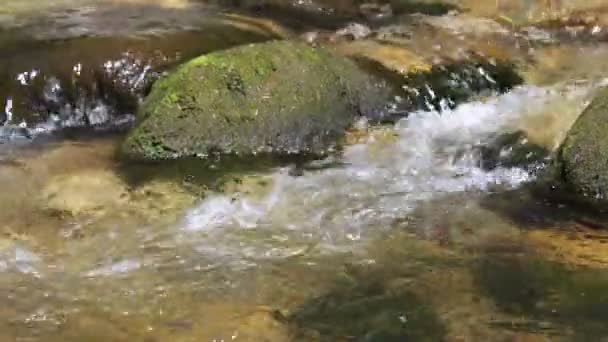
(122, 40, 388, 161)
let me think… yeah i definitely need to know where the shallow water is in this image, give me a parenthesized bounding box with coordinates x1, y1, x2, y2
(2, 1, 608, 341)
(0, 82, 604, 341)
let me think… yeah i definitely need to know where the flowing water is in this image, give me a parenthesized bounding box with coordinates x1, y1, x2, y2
(2, 1, 608, 341)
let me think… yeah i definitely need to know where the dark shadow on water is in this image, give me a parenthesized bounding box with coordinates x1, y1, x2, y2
(472, 253, 608, 340)
(288, 264, 447, 341)
(353, 55, 523, 122)
(215, 0, 461, 32)
(389, 0, 459, 16)
(479, 178, 608, 231)
(114, 150, 332, 194)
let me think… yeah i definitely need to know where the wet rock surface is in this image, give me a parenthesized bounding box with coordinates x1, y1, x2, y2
(560, 87, 608, 202)
(301, 12, 527, 120)
(290, 280, 446, 341)
(479, 130, 550, 174)
(122, 40, 389, 160)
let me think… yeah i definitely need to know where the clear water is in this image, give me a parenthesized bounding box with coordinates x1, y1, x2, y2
(1, 1, 608, 341)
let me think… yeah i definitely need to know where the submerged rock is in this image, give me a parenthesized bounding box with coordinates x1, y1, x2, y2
(289, 265, 447, 341)
(234, 308, 289, 341)
(560, 87, 608, 202)
(474, 253, 608, 339)
(122, 40, 388, 160)
(40, 169, 196, 219)
(41, 170, 129, 217)
(526, 228, 608, 269)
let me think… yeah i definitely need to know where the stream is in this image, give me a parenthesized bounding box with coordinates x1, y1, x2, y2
(2, 0, 608, 341)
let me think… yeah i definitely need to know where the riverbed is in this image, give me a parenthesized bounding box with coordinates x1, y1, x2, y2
(2, 1, 608, 341)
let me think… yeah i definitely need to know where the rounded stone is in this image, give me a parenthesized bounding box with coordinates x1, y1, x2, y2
(560, 87, 608, 201)
(121, 40, 388, 160)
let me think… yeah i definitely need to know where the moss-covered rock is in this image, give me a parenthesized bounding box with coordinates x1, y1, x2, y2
(560, 87, 608, 201)
(122, 40, 388, 160)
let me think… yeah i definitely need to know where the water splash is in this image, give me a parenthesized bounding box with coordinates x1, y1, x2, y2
(0, 53, 154, 141)
(178, 87, 556, 255)
(182, 84, 590, 260)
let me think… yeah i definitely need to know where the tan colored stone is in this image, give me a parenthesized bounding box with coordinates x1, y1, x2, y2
(41, 169, 128, 217)
(422, 13, 511, 36)
(128, 179, 197, 222)
(219, 13, 293, 39)
(526, 228, 608, 269)
(333, 40, 430, 74)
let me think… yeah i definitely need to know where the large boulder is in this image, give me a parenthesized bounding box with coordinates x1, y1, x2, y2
(560, 87, 608, 201)
(121, 40, 388, 160)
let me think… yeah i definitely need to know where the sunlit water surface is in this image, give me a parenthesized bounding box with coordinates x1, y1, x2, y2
(1, 1, 608, 341)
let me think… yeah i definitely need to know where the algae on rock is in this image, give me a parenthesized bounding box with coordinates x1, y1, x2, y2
(122, 40, 388, 160)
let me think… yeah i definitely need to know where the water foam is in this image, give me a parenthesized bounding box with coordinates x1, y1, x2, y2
(182, 85, 590, 258)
